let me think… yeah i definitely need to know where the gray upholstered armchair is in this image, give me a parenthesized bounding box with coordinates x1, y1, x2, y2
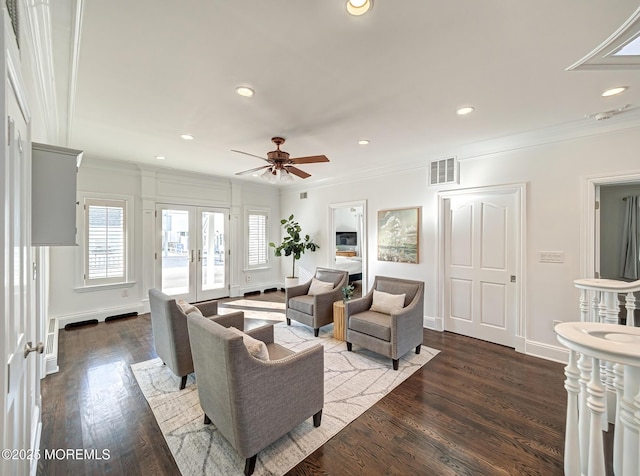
(148, 288, 244, 389)
(286, 267, 348, 337)
(345, 276, 425, 370)
(187, 315, 324, 476)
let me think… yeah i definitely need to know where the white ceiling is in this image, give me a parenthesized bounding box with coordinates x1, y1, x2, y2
(56, 0, 640, 186)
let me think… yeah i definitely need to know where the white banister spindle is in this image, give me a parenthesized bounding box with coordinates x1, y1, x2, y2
(613, 363, 624, 475)
(601, 291, 620, 325)
(579, 288, 589, 322)
(578, 353, 592, 472)
(564, 349, 581, 476)
(621, 367, 640, 475)
(592, 290, 602, 322)
(625, 292, 636, 327)
(587, 359, 606, 476)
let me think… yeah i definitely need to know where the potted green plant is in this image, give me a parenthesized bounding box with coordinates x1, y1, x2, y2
(342, 284, 355, 302)
(269, 214, 319, 286)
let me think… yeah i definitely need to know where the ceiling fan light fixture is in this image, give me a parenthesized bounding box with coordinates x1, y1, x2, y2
(281, 170, 295, 183)
(602, 86, 627, 97)
(346, 0, 372, 16)
(236, 86, 255, 97)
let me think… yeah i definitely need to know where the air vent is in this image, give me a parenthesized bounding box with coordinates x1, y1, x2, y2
(6, 0, 20, 49)
(429, 157, 459, 185)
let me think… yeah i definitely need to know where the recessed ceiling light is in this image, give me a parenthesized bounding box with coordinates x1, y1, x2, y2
(236, 86, 255, 97)
(155, 155, 166, 160)
(180, 134, 194, 140)
(602, 86, 627, 97)
(456, 106, 475, 116)
(358, 139, 370, 145)
(346, 0, 372, 16)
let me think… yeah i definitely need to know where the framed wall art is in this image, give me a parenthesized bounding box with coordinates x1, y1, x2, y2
(377, 207, 420, 263)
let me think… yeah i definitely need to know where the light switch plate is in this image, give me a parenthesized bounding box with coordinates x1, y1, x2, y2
(539, 251, 564, 263)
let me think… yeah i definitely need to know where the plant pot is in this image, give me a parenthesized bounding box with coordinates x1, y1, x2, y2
(284, 277, 299, 288)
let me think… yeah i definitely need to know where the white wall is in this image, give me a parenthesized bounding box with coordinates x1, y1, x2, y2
(278, 126, 640, 362)
(48, 158, 280, 324)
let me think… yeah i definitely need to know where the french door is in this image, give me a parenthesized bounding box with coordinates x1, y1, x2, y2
(156, 204, 229, 302)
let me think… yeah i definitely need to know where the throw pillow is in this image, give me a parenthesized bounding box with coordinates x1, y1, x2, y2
(308, 277, 334, 296)
(228, 327, 270, 361)
(176, 299, 203, 316)
(370, 289, 406, 314)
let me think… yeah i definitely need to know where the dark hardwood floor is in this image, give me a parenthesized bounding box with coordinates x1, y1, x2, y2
(38, 291, 569, 475)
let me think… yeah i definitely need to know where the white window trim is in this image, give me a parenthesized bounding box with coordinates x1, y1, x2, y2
(244, 207, 270, 271)
(75, 192, 135, 291)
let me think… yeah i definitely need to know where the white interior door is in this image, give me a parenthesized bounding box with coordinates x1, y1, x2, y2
(156, 204, 229, 302)
(2, 19, 40, 475)
(444, 190, 519, 347)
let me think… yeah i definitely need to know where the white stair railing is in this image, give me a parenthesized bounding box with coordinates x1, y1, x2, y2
(555, 278, 640, 475)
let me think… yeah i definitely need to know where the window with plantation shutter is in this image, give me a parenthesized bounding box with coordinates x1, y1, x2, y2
(247, 209, 269, 269)
(84, 198, 127, 284)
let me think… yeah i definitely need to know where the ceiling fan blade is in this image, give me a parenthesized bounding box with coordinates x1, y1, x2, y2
(286, 166, 311, 179)
(231, 149, 270, 162)
(235, 165, 270, 176)
(290, 155, 329, 164)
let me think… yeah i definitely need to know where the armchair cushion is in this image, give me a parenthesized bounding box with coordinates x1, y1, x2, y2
(289, 295, 314, 315)
(370, 290, 406, 314)
(349, 310, 392, 341)
(308, 278, 334, 296)
(228, 327, 270, 361)
(176, 299, 203, 316)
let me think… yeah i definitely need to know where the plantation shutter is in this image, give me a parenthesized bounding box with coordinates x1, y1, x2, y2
(248, 211, 268, 268)
(85, 198, 126, 283)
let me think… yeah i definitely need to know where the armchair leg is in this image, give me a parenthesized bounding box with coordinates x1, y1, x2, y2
(244, 455, 257, 476)
(392, 359, 399, 371)
(313, 409, 323, 427)
(286, 318, 291, 326)
(179, 375, 188, 390)
(314, 328, 319, 337)
(416, 345, 421, 354)
(346, 342, 352, 352)
(204, 414, 211, 425)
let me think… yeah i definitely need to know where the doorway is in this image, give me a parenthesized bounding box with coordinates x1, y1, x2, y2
(440, 185, 524, 348)
(329, 201, 367, 296)
(583, 173, 640, 279)
(156, 204, 229, 302)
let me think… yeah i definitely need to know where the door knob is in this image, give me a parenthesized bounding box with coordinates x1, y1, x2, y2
(24, 341, 44, 358)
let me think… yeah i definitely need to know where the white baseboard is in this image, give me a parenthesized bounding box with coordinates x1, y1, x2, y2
(238, 282, 283, 296)
(423, 315, 443, 331)
(524, 339, 569, 364)
(54, 303, 146, 328)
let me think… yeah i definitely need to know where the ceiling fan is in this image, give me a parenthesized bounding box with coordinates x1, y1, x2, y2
(233, 137, 329, 181)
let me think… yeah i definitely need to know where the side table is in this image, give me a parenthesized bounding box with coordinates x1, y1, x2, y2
(333, 301, 346, 341)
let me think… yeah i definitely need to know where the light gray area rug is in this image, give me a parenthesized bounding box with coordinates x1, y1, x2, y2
(132, 321, 439, 476)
